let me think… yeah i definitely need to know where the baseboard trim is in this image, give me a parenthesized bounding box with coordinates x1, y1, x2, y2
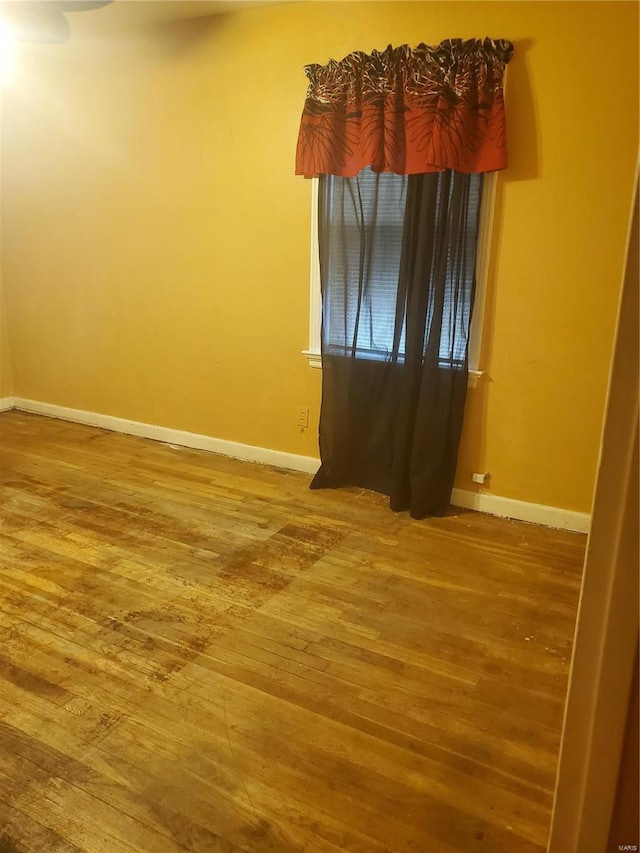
(5, 397, 590, 533)
(451, 488, 590, 534)
(11, 397, 320, 475)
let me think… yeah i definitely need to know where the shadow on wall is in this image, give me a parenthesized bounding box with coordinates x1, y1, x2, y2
(503, 38, 539, 183)
(479, 36, 539, 375)
(457, 38, 538, 477)
(142, 12, 234, 62)
(478, 39, 540, 376)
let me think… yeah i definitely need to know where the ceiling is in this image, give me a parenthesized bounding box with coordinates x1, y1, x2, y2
(85, 0, 285, 30)
(0, 1, 285, 45)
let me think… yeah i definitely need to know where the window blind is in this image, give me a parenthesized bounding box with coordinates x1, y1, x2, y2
(321, 168, 483, 365)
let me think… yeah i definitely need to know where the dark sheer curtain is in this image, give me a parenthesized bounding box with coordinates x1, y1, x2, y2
(310, 169, 484, 518)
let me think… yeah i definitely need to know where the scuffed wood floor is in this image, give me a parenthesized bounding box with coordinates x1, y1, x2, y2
(0, 411, 585, 853)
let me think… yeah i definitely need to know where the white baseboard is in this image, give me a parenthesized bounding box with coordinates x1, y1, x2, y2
(450, 488, 590, 534)
(10, 397, 320, 475)
(5, 397, 590, 533)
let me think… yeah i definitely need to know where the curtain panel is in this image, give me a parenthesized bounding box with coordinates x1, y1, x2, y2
(296, 38, 514, 178)
(310, 169, 484, 518)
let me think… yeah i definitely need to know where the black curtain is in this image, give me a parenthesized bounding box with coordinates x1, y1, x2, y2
(310, 169, 484, 519)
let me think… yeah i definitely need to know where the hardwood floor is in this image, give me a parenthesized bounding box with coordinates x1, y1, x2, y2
(0, 411, 585, 853)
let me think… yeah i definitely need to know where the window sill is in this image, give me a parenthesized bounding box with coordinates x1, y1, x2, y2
(467, 370, 485, 388)
(303, 350, 485, 387)
(302, 349, 323, 369)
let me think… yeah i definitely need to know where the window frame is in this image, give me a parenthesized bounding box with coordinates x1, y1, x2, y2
(302, 171, 498, 388)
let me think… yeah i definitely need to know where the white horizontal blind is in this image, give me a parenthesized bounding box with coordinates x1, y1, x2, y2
(320, 168, 483, 365)
(323, 169, 406, 359)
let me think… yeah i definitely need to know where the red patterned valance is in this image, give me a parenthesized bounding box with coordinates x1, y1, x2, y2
(295, 39, 514, 177)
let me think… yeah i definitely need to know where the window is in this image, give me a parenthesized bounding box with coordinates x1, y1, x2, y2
(303, 170, 496, 386)
(322, 169, 408, 362)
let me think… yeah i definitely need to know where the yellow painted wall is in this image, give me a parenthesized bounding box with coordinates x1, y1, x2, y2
(0, 282, 12, 399)
(0, 103, 12, 399)
(1, 1, 637, 512)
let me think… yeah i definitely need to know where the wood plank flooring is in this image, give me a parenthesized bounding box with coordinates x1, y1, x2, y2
(0, 411, 585, 853)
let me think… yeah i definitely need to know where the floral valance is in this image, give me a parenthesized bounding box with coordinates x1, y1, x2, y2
(295, 38, 514, 178)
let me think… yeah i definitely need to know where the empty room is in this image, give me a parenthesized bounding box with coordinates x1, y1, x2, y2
(0, 1, 637, 852)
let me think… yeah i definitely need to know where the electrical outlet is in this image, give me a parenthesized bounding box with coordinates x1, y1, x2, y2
(297, 406, 310, 429)
(472, 472, 491, 484)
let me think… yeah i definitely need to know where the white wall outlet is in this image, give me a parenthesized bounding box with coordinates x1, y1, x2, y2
(472, 472, 491, 484)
